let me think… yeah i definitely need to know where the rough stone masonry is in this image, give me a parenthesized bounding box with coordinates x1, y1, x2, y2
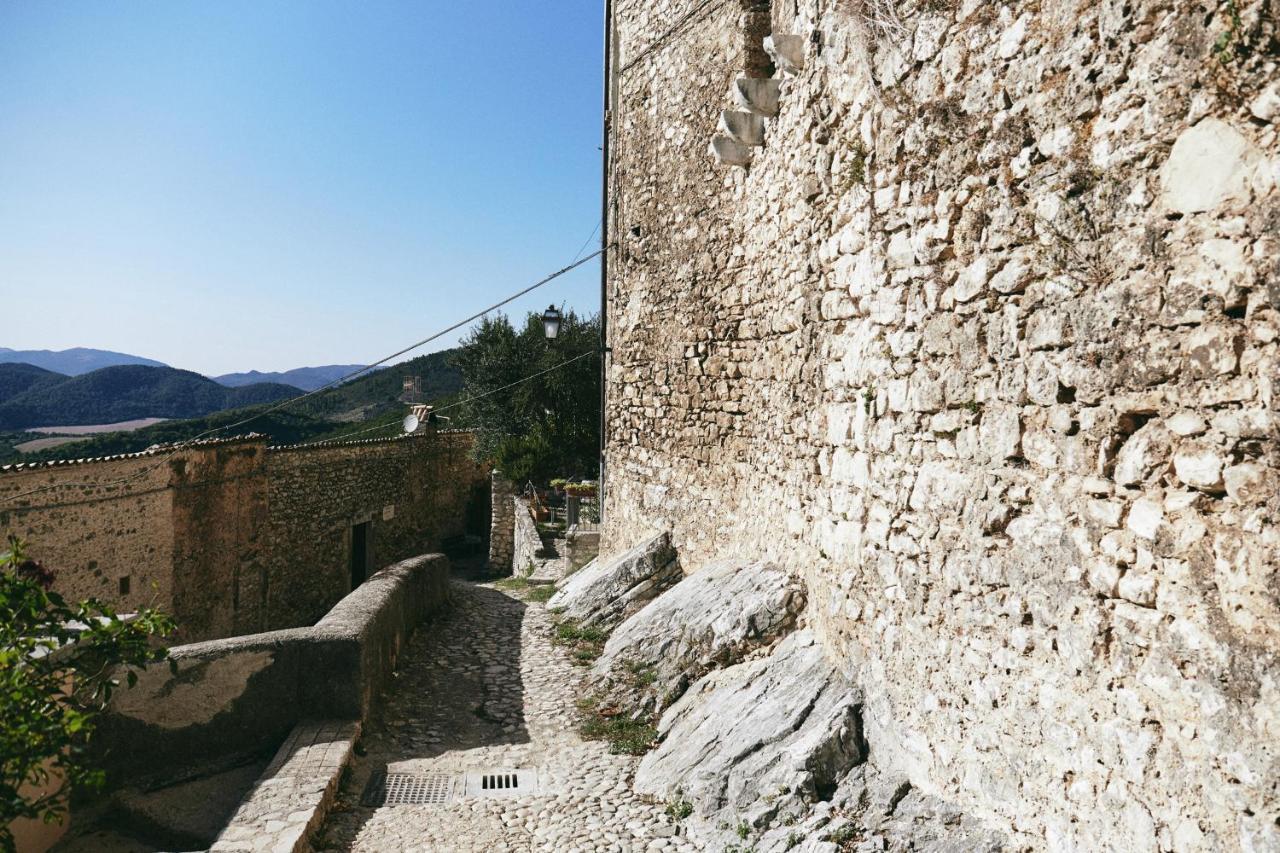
(602, 0, 1279, 850)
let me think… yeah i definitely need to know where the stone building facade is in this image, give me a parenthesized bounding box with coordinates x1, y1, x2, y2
(0, 430, 488, 642)
(602, 0, 1278, 850)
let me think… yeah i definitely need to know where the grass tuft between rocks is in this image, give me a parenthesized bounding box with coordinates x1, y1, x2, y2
(553, 619, 608, 665)
(577, 704, 659, 756)
(527, 583, 556, 603)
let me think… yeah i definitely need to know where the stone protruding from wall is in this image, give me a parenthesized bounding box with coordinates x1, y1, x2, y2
(487, 471, 516, 572)
(545, 530, 679, 629)
(763, 33, 804, 75)
(604, 0, 1280, 847)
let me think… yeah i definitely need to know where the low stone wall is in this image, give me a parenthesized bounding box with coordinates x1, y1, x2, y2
(95, 553, 451, 787)
(210, 720, 359, 853)
(512, 496, 541, 576)
(487, 472, 515, 572)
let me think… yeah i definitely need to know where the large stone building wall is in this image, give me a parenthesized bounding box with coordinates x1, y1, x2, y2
(603, 0, 1279, 850)
(0, 431, 488, 642)
(264, 430, 487, 631)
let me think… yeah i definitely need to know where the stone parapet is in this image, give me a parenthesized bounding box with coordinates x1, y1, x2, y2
(94, 554, 451, 789)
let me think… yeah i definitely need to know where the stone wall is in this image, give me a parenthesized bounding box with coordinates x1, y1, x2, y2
(512, 496, 542, 576)
(487, 471, 516, 572)
(264, 430, 487, 631)
(603, 0, 1279, 850)
(0, 431, 488, 642)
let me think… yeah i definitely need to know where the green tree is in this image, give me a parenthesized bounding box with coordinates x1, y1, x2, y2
(451, 310, 600, 484)
(0, 536, 175, 852)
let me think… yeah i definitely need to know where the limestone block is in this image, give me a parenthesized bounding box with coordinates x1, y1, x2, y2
(1166, 411, 1207, 437)
(1173, 444, 1226, 492)
(990, 252, 1033, 294)
(1251, 81, 1280, 121)
(954, 256, 989, 302)
(1159, 119, 1260, 213)
(1088, 559, 1122, 596)
(545, 531, 680, 629)
(588, 559, 805, 713)
(719, 110, 765, 146)
(1118, 571, 1157, 607)
(1113, 423, 1172, 486)
(732, 78, 781, 117)
(709, 135, 751, 167)
(764, 34, 805, 75)
(1126, 499, 1164, 540)
(979, 404, 1022, 460)
(1182, 325, 1240, 377)
(1223, 462, 1266, 503)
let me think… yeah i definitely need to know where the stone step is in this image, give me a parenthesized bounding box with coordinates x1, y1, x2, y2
(718, 110, 765, 146)
(709, 135, 752, 167)
(731, 77, 780, 117)
(764, 34, 805, 74)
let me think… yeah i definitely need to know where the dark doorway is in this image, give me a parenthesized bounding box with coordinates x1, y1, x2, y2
(350, 522, 370, 589)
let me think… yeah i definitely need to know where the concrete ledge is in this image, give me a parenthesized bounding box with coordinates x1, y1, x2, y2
(95, 554, 451, 787)
(209, 719, 358, 853)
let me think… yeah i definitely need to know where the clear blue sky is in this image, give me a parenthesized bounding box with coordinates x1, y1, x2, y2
(0, 1, 604, 376)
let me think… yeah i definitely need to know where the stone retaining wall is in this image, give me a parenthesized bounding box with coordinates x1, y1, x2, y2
(603, 0, 1279, 849)
(512, 496, 542, 576)
(95, 553, 451, 787)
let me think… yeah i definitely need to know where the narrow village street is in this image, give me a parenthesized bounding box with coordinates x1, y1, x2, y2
(317, 578, 699, 853)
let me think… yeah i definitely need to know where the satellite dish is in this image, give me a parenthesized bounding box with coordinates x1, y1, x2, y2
(402, 414, 420, 434)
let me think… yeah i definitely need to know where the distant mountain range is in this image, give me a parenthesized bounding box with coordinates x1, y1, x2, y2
(213, 364, 372, 392)
(0, 347, 167, 375)
(0, 364, 302, 430)
(1, 347, 466, 462)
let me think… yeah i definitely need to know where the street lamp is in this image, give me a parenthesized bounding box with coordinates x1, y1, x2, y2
(542, 304, 563, 339)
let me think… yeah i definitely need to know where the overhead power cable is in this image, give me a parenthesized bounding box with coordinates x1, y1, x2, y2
(620, 0, 728, 73)
(0, 248, 606, 507)
(292, 349, 599, 448)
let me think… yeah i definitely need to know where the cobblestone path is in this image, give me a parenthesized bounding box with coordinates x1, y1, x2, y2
(318, 580, 699, 853)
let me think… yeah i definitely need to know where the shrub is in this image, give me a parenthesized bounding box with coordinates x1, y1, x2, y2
(0, 535, 175, 849)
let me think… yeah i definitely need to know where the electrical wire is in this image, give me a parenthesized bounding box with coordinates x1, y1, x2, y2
(619, 0, 727, 74)
(290, 349, 599, 448)
(570, 219, 603, 264)
(0, 250, 606, 507)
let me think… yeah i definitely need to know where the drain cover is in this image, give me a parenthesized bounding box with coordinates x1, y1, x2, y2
(361, 767, 544, 806)
(465, 767, 542, 799)
(363, 770, 458, 806)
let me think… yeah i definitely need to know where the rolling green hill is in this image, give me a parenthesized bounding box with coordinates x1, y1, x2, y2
(0, 363, 67, 405)
(292, 349, 463, 420)
(0, 364, 302, 430)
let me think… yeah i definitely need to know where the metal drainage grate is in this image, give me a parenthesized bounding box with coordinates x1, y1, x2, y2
(363, 770, 458, 806)
(465, 767, 542, 799)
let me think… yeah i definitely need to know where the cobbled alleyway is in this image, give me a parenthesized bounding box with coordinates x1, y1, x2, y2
(317, 579, 699, 853)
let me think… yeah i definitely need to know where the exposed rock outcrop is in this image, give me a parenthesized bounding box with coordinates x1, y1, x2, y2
(588, 558, 805, 713)
(545, 531, 679, 629)
(635, 630, 864, 845)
